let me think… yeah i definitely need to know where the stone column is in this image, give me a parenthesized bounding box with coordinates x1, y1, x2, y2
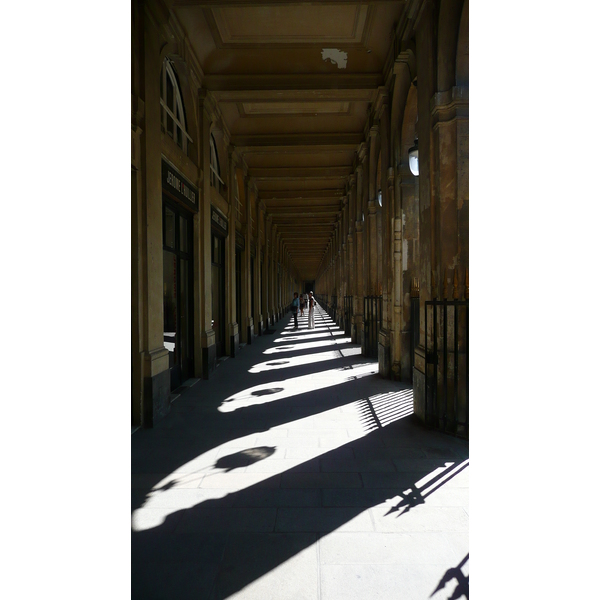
(413, 1, 438, 421)
(243, 173, 254, 343)
(389, 51, 417, 381)
(347, 174, 356, 341)
(197, 91, 217, 379)
(377, 90, 392, 378)
(136, 10, 170, 426)
(264, 214, 272, 327)
(256, 197, 264, 335)
(354, 155, 365, 347)
(431, 86, 469, 300)
(226, 147, 239, 357)
(368, 124, 380, 296)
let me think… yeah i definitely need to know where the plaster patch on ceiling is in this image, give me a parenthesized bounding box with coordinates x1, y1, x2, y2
(321, 48, 348, 69)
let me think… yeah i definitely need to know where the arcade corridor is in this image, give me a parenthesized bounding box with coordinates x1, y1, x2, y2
(132, 304, 469, 599)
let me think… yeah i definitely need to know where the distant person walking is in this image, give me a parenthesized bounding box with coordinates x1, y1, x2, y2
(299, 293, 305, 317)
(291, 292, 299, 329)
(307, 291, 315, 329)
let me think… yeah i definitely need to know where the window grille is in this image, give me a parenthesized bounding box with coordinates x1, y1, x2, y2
(160, 58, 192, 155)
(209, 134, 225, 194)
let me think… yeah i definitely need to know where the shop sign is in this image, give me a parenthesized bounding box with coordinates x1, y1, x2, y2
(162, 159, 198, 210)
(211, 206, 228, 236)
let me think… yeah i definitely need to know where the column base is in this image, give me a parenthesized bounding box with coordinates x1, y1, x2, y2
(201, 330, 217, 379)
(142, 347, 170, 428)
(378, 329, 391, 379)
(412, 346, 426, 423)
(229, 322, 240, 358)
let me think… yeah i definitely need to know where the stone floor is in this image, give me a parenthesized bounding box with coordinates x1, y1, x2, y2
(132, 305, 469, 600)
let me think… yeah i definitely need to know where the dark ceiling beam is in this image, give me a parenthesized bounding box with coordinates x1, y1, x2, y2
(212, 88, 376, 104)
(203, 73, 383, 92)
(261, 189, 344, 199)
(233, 133, 363, 154)
(249, 166, 352, 178)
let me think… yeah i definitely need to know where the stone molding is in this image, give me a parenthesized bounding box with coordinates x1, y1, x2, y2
(431, 86, 469, 127)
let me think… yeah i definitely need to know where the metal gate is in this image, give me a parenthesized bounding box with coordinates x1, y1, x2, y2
(343, 296, 353, 336)
(363, 295, 382, 358)
(425, 299, 469, 438)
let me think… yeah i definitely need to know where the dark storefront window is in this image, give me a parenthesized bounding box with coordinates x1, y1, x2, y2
(163, 201, 193, 390)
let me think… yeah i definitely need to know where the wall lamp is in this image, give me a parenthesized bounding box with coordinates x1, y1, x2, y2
(408, 138, 419, 176)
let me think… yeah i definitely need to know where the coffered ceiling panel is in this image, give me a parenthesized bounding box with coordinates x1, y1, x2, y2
(207, 4, 370, 47)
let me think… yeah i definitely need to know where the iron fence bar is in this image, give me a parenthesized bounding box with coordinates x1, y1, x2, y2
(433, 302, 438, 429)
(466, 304, 469, 437)
(443, 299, 448, 432)
(425, 302, 429, 425)
(454, 303, 459, 433)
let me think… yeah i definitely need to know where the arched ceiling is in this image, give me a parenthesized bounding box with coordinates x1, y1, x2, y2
(168, 0, 406, 282)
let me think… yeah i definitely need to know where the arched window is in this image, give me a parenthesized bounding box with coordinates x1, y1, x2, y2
(209, 134, 224, 193)
(160, 58, 191, 154)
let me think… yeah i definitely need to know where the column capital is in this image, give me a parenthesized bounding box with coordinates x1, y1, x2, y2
(393, 49, 417, 81)
(357, 144, 368, 163)
(259, 200, 266, 212)
(348, 173, 357, 186)
(342, 195, 348, 207)
(369, 125, 380, 139)
(374, 87, 390, 116)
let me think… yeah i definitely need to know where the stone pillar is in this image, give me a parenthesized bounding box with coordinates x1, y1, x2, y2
(413, 1, 438, 421)
(431, 86, 469, 300)
(197, 91, 217, 379)
(256, 197, 264, 335)
(388, 51, 417, 381)
(376, 91, 392, 378)
(243, 173, 254, 343)
(354, 155, 365, 348)
(264, 214, 272, 327)
(368, 125, 380, 296)
(136, 10, 170, 426)
(347, 175, 356, 341)
(226, 147, 239, 357)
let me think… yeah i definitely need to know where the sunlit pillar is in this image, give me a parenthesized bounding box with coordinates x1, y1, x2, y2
(347, 174, 356, 341)
(354, 153, 365, 347)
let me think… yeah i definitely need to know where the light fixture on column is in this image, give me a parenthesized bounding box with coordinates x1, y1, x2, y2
(377, 189, 382, 207)
(408, 137, 419, 176)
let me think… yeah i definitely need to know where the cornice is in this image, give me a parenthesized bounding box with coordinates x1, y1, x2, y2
(373, 87, 390, 118)
(431, 86, 469, 127)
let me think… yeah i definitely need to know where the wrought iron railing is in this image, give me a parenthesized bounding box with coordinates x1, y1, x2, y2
(363, 295, 382, 358)
(424, 299, 469, 438)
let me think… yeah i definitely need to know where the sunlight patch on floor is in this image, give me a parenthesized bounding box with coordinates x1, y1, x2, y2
(263, 337, 353, 354)
(249, 347, 362, 373)
(274, 330, 346, 343)
(219, 362, 378, 412)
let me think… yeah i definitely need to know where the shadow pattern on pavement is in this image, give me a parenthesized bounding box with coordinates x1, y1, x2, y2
(132, 305, 469, 600)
